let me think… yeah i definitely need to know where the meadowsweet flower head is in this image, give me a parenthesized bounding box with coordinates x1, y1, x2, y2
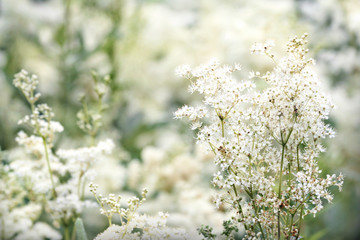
(13, 69, 41, 105)
(175, 34, 343, 239)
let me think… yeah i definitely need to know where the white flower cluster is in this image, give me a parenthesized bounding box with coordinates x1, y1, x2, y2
(57, 139, 115, 175)
(10, 70, 115, 238)
(94, 213, 188, 240)
(0, 164, 61, 240)
(13, 131, 114, 230)
(89, 183, 148, 225)
(127, 143, 230, 237)
(175, 34, 343, 239)
(90, 183, 188, 240)
(13, 69, 41, 104)
(15, 70, 64, 145)
(76, 72, 111, 140)
(128, 146, 201, 192)
(250, 40, 275, 57)
(12, 138, 114, 224)
(15, 131, 44, 156)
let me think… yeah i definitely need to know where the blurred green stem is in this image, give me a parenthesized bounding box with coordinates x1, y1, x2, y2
(64, 0, 72, 49)
(1, 218, 5, 240)
(77, 171, 84, 198)
(64, 225, 70, 240)
(42, 137, 57, 198)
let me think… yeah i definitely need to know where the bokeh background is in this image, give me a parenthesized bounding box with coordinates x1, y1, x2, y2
(0, 0, 359, 239)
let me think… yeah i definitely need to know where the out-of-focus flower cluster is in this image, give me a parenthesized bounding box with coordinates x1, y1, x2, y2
(127, 141, 231, 237)
(0, 162, 61, 240)
(1, 70, 115, 239)
(90, 184, 188, 240)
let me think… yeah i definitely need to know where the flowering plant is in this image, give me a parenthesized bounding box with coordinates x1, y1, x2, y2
(4, 69, 190, 240)
(89, 183, 188, 240)
(5, 70, 114, 240)
(175, 34, 343, 239)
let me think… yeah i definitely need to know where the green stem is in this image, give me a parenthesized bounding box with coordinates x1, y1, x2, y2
(259, 223, 265, 240)
(42, 137, 57, 198)
(81, 177, 87, 201)
(122, 214, 134, 238)
(296, 206, 304, 240)
(278, 143, 286, 240)
(248, 155, 253, 183)
(91, 135, 96, 146)
(232, 185, 248, 231)
(278, 144, 285, 198)
(64, 0, 72, 50)
(118, 211, 124, 226)
(221, 119, 225, 138)
(266, 53, 277, 64)
(1, 217, 5, 240)
(221, 119, 250, 233)
(98, 97, 103, 113)
(284, 127, 293, 145)
(248, 154, 265, 238)
(208, 142, 216, 155)
(288, 158, 292, 189)
(71, 224, 76, 240)
(287, 157, 294, 239)
(277, 212, 281, 240)
(288, 214, 294, 239)
(252, 201, 266, 239)
(77, 171, 84, 198)
(265, 126, 281, 144)
(296, 144, 300, 171)
(64, 225, 70, 240)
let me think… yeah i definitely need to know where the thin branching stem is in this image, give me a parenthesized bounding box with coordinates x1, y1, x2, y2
(278, 142, 286, 240)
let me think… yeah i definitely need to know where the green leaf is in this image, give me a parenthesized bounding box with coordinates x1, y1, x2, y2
(75, 218, 88, 240)
(197, 225, 217, 240)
